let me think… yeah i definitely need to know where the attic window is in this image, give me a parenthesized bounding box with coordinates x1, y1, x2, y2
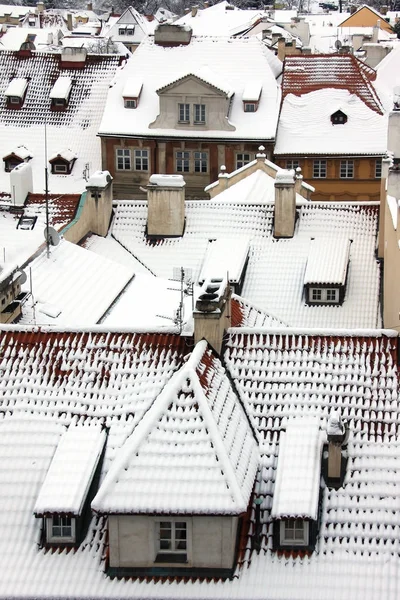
(122, 79, 142, 109)
(50, 77, 72, 110)
(280, 519, 309, 546)
(46, 515, 76, 544)
(304, 239, 351, 306)
(5, 78, 28, 109)
(244, 103, 257, 112)
(155, 520, 188, 563)
(242, 81, 262, 113)
(3, 146, 32, 172)
(331, 110, 347, 125)
(49, 149, 77, 175)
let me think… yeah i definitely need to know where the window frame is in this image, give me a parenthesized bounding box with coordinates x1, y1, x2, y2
(178, 103, 190, 124)
(280, 519, 309, 547)
(286, 159, 299, 170)
(53, 163, 68, 174)
(46, 515, 76, 544)
(176, 150, 190, 173)
(194, 150, 208, 173)
(244, 102, 256, 112)
(313, 159, 327, 179)
(154, 518, 190, 563)
(116, 148, 131, 171)
(236, 153, 253, 169)
(375, 159, 382, 179)
(340, 159, 354, 179)
(331, 110, 347, 125)
(134, 148, 149, 171)
(194, 103, 206, 124)
(124, 98, 137, 109)
(309, 287, 340, 304)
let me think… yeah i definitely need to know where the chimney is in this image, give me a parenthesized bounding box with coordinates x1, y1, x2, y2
(147, 174, 185, 237)
(87, 2, 93, 10)
(85, 171, 113, 237)
(204, 1, 209, 7)
(274, 169, 296, 238)
(380, 5, 388, 15)
(36, 1, 44, 13)
(10, 163, 33, 208)
(191, 5, 198, 17)
(327, 410, 347, 485)
(154, 23, 192, 46)
(194, 278, 231, 354)
(66, 13, 73, 31)
(184, 7, 190, 14)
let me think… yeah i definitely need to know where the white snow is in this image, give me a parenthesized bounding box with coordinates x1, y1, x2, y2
(5, 78, 28, 98)
(242, 80, 262, 102)
(304, 238, 351, 285)
(199, 237, 250, 285)
(49, 76, 72, 100)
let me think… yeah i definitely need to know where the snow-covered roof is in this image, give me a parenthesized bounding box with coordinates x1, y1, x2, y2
(271, 417, 323, 520)
(0, 27, 61, 51)
(242, 80, 262, 102)
(49, 76, 72, 100)
(99, 36, 282, 141)
(93, 341, 258, 515)
(4, 145, 32, 160)
(199, 237, 250, 284)
(304, 238, 351, 285)
(34, 422, 106, 516)
(5, 77, 28, 98)
(174, 1, 265, 37)
(122, 78, 142, 98)
(105, 6, 153, 44)
(0, 50, 120, 195)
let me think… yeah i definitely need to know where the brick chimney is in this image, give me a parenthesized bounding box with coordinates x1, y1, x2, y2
(86, 170, 113, 237)
(326, 410, 347, 486)
(274, 169, 296, 238)
(147, 174, 185, 237)
(194, 278, 231, 354)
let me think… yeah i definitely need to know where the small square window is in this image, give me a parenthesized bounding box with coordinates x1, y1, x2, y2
(280, 519, 308, 546)
(286, 160, 299, 170)
(178, 103, 190, 123)
(54, 163, 68, 173)
(236, 153, 252, 169)
(47, 515, 76, 543)
(125, 99, 137, 109)
(313, 160, 327, 178)
(9, 96, 20, 105)
(326, 288, 339, 302)
(244, 103, 256, 112)
(156, 520, 187, 562)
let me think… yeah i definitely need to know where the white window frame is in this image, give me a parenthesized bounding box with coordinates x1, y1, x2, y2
(53, 163, 68, 174)
(375, 159, 382, 179)
(134, 149, 149, 171)
(46, 515, 76, 543)
(176, 151, 190, 173)
(124, 98, 137, 109)
(244, 102, 256, 112)
(154, 518, 190, 562)
(116, 148, 131, 171)
(313, 159, 327, 179)
(340, 159, 354, 179)
(9, 96, 20, 105)
(309, 287, 339, 303)
(194, 151, 208, 173)
(280, 519, 309, 546)
(194, 103, 206, 124)
(236, 153, 253, 169)
(178, 103, 190, 123)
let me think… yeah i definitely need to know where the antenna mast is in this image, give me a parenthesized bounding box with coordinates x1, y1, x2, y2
(44, 118, 50, 259)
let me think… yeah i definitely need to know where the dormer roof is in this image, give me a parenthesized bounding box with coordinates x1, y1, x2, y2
(304, 238, 351, 286)
(92, 341, 258, 515)
(48, 148, 77, 163)
(5, 77, 28, 98)
(50, 76, 72, 100)
(157, 67, 234, 97)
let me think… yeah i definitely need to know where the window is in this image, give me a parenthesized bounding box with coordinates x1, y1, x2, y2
(4, 158, 22, 172)
(313, 160, 327, 178)
(178, 103, 190, 123)
(125, 99, 137, 109)
(280, 519, 309, 546)
(54, 163, 68, 173)
(47, 515, 76, 543)
(9, 96, 20, 105)
(286, 160, 299, 170)
(331, 110, 347, 125)
(156, 521, 187, 562)
(118, 26, 126, 35)
(194, 151, 208, 173)
(340, 160, 354, 179)
(134, 149, 149, 171)
(116, 148, 131, 170)
(126, 27, 134, 35)
(244, 103, 256, 112)
(375, 159, 382, 179)
(176, 151, 190, 172)
(236, 153, 252, 169)
(194, 103, 206, 124)
(309, 287, 339, 303)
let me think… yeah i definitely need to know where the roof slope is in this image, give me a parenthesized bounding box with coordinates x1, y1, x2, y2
(339, 5, 394, 33)
(93, 341, 258, 515)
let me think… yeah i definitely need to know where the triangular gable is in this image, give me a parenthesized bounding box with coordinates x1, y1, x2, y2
(339, 5, 393, 33)
(114, 6, 149, 33)
(92, 340, 259, 515)
(157, 71, 233, 97)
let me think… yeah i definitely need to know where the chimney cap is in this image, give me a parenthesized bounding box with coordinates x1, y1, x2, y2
(275, 169, 295, 185)
(327, 410, 346, 443)
(148, 174, 186, 188)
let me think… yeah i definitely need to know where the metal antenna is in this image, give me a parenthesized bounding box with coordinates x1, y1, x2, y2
(44, 118, 50, 259)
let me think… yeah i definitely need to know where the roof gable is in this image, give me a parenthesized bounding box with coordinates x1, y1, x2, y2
(339, 5, 394, 33)
(157, 72, 232, 97)
(92, 340, 259, 515)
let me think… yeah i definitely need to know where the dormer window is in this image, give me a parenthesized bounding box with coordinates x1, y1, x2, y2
(304, 239, 351, 306)
(123, 79, 142, 109)
(5, 78, 28, 109)
(46, 515, 76, 544)
(3, 145, 32, 172)
(242, 80, 262, 113)
(49, 149, 77, 175)
(50, 77, 72, 110)
(331, 110, 347, 125)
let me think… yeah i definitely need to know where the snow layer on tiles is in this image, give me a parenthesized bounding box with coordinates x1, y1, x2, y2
(111, 196, 381, 329)
(271, 417, 323, 519)
(199, 237, 250, 284)
(34, 422, 106, 516)
(92, 341, 258, 514)
(174, 1, 265, 36)
(99, 36, 281, 140)
(5, 77, 27, 98)
(49, 77, 72, 100)
(274, 88, 388, 155)
(19, 239, 134, 326)
(304, 238, 351, 285)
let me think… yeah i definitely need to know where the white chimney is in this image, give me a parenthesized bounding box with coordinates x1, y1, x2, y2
(10, 163, 33, 207)
(86, 171, 113, 237)
(193, 277, 231, 354)
(147, 174, 185, 237)
(274, 169, 296, 238)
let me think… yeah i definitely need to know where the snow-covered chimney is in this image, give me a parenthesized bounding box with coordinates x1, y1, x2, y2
(66, 13, 73, 31)
(154, 23, 192, 46)
(86, 170, 113, 237)
(327, 410, 347, 484)
(36, 2, 44, 13)
(10, 163, 33, 208)
(191, 5, 198, 17)
(147, 174, 185, 237)
(194, 277, 231, 354)
(274, 169, 296, 238)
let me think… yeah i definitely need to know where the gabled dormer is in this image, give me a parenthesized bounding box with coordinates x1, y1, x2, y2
(5, 78, 28, 109)
(49, 149, 77, 174)
(242, 80, 262, 113)
(50, 76, 72, 110)
(33, 423, 106, 548)
(122, 79, 142, 109)
(331, 109, 347, 125)
(3, 145, 32, 172)
(304, 238, 351, 306)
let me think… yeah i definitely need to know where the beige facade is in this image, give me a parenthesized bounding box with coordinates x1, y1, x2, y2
(108, 514, 239, 570)
(382, 169, 400, 331)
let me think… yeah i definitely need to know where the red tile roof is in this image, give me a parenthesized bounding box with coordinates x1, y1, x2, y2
(282, 54, 384, 115)
(26, 193, 81, 226)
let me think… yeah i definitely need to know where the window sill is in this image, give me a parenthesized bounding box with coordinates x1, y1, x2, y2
(155, 553, 188, 564)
